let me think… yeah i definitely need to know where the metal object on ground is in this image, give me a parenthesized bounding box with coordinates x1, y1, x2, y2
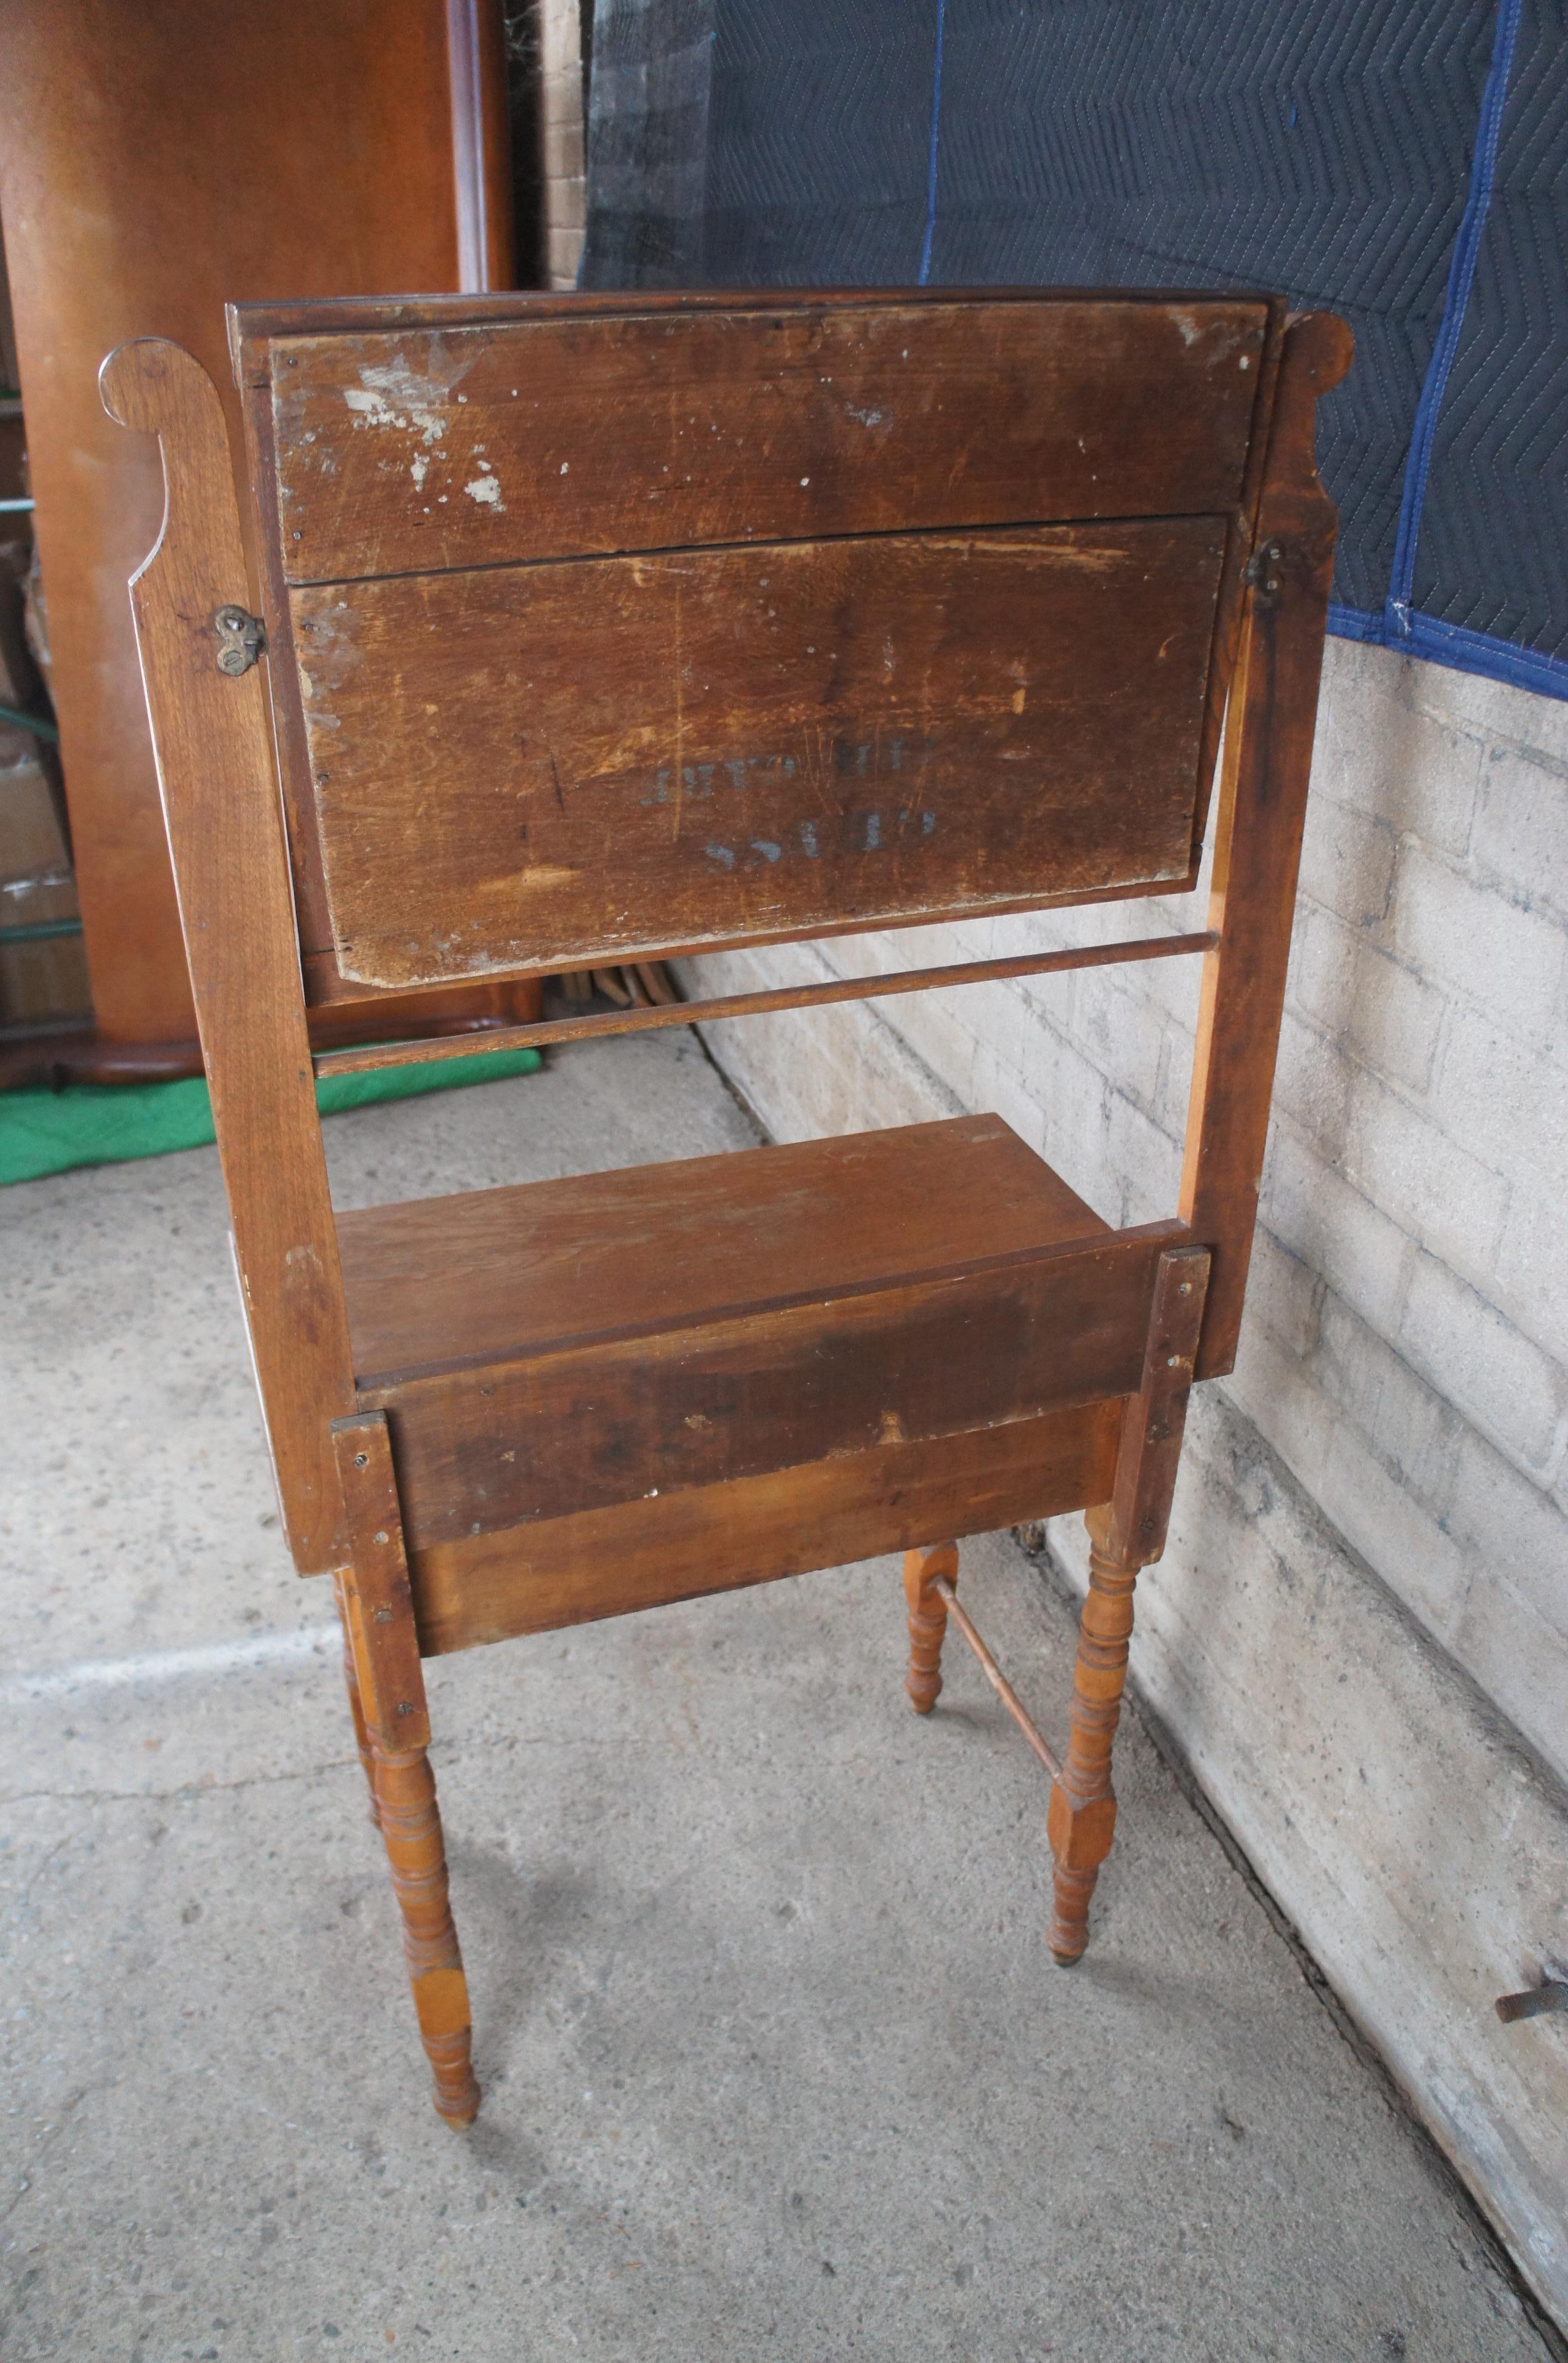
(1495, 1979, 1568, 2025)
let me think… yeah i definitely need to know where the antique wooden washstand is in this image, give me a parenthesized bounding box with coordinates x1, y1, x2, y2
(102, 287, 1349, 2123)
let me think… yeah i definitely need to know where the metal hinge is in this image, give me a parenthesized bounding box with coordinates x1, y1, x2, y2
(214, 605, 266, 676)
(1245, 540, 1284, 599)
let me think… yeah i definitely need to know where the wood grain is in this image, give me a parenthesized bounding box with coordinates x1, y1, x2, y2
(314, 929, 1216, 1078)
(0, 0, 510, 1058)
(334, 1413, 480, 2129)
(338, 1116, 1106, 1383)
(99, 338, 356, 1574)
(260, 295, 1269, 583)
(292, 519, 1224, 986)
(410, 1399, 1122, 1656)
(1047, 1248, 1210, 1963)
(367, 1227, 1176, 1548)
(903, 1541, 958, 1713)
(1180, 312, 1354, 1379)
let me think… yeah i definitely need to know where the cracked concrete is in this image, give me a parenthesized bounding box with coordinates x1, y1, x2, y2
(1, 1032, 1556, 2362)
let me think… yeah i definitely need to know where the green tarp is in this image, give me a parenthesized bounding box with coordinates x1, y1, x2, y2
(0, 1045, 542, 1187)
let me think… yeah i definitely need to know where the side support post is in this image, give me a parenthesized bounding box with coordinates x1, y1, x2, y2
(1180, 311, 1353, 1380)
(332, 1413, 480, 2129)
(1047, 1247, 1210, 1964)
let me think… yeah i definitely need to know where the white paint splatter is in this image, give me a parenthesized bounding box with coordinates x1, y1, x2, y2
(1171, 309, 1200, 347)
(410, 454, 428, 489)
(348, 356, 458, 449)
(466, 474, 503, 508)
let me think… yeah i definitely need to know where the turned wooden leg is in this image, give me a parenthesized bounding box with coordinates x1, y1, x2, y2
(904, 1540, 959, 1711)
(1048, 1246, 1210, 1966)
(332, 1570, 380, 1827)
(1048, 1509, 1135, 1962)
(369, 1740, 481, 2128)
(333, 1413, 481, 2129)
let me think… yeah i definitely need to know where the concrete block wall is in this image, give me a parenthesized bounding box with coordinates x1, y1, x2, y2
(682, 638, 1568, 2323)
(536, 0, 587, 288)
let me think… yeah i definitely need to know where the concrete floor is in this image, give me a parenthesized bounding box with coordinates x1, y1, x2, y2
(1, 1031, 1551, 2363)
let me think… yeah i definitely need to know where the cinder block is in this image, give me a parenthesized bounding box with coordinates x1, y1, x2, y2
(1391, 843, 1566, 1049)
(1241, 1226, 1324, 1361)
(1341, 1068, 1508, 1282)
(1447, 1574, 1568, 1796)
(1224, 1308, 1334, 1495)
(1345, 945, 1446, 1095)
(1311, 640, 1483, 864)
(1072, 969, 1165, 1116)
(1401, 1253, 1567, 1479)
(1409, 652, 1568, 773)
(1134, 944, 1203, 1032)
(970, 1040, 1048, 1160)
(1271, 1005, 1353, 1148)
(1434, 1003, 1568, 1193)
(1310, 1403, 1471, 1644)
(1260, 1119, 1414, 1342)
(1292, 914, 1445, 1096)
(1104, 1087, 1181, 1221)
(1297, 789, 1396, 932)
(1285, 899, 1359, 1037)
(1312, 1287, 1462, 1521)
(957, 976, 1030, 1079)
(879, 989, 977, 1105)
(1473, 743, 1568, 920)
(1444, 1425, 1568, 1652)
(1491, 1175, 1568, 1372)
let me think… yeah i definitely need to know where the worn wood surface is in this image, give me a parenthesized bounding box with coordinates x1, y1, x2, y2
(410, 1399, 1122, 1657)
(107, 287, 1345, 2123)
(1047, 1248, 1210, 1964)
(339, 1116, 1104, 1383)
(0, 0, 512, 1060)
(367, 1227, 1175, 1547)
(99, 338, 356, 1573)
(903, 1542, 958, 1713)
(315, 929, 1215, 1078)
(239, 344, 542, 1032)
(1181, 311, 1353, 1379)
(334, 1414, 480, 2128)
(292, 519, 1223, 987)
(258, 295, 1270, 584)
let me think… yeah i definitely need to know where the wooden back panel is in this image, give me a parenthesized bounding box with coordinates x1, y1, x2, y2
(105, 297, 1347, 1574)
(232, 291, 1283, 995)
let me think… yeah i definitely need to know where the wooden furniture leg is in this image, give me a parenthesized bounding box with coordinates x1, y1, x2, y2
(1048, 1247, 1210, 1964)
(332, 1569, 381, 1826)
(332, 1414, 480, 2129)
(904, 1541, 959, 1711)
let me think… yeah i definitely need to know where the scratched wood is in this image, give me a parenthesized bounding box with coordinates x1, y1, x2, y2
(257, 295, 1270, 583)
(409, 1397, 1124, 1656)
(338, 1115, 1105, 1383)
(101, 288, 1348, 2127)
(291, 518, 1225, 987)
(361, 1228, 1173, 1547)
(98, 338, 356, 1574)
(1181, 311, 1353, 1378)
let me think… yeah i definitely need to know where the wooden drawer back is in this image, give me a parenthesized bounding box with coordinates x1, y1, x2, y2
(233, 291, 1281, 997)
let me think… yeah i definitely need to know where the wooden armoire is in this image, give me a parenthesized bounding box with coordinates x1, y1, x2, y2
(0, 0, 541, 1078)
